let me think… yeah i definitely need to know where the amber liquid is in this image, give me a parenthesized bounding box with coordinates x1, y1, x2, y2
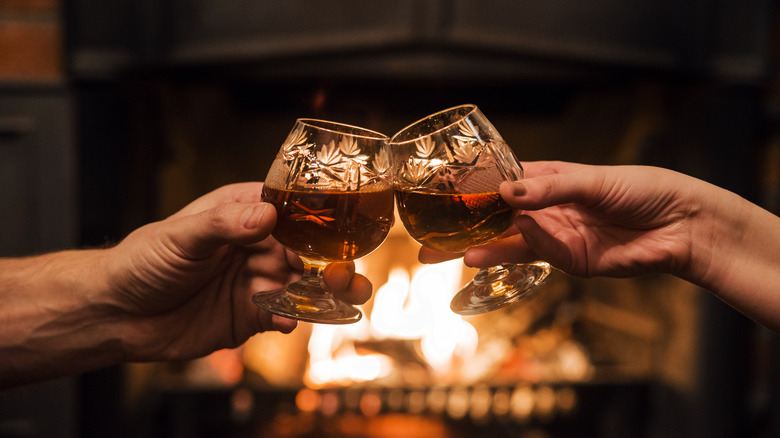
(395, 188, 513, 253)
(262, 185, 394, 261)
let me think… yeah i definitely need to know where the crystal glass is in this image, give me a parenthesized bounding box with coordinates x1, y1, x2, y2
(253, 119, 394, 324)
(390, 104, 550, 315)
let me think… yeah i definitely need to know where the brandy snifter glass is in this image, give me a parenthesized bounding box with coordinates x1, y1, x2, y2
(253, 118, 394, 324)
(390, 104, 550, 315)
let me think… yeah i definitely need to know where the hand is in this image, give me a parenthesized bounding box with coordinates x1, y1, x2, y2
(103, 182, 372, 362)
(418, 161, 780, 334)
(454, 161, 700, 278)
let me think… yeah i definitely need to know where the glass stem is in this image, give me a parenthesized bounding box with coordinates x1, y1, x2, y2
(296, 256, 330, 297)
(472, 264, 511, 285)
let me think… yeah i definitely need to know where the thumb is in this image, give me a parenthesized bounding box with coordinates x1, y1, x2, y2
(167, 202, 277, 259)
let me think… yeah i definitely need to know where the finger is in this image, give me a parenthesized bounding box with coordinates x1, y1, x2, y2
(246, 243, 303, 282)
(322, 262, 356, 293)
(246, 303, 298, 336)
(271, 314, 298, 334)
(287, 249, 303, 271)
(500, 168, 603, 211)
(463, 233, 536, 267)
(321, 262, 372, 304)
(513, 215, 580, 274)
(167, 202, 277, 260)
(245, 245, 295, 283)
(418, 246, 464, 264)
(521, 161, 584, 178)
(340, 273, 373, 305)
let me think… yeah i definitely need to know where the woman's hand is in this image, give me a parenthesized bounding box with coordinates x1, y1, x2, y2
(463, 162, 700, 278)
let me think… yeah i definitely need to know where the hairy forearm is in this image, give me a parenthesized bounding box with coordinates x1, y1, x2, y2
(682, 184, 780, 332)
(0, 250, 125, 388)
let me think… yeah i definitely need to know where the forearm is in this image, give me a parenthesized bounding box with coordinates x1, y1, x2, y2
(0, 250, 126, 388)
(682, 186, 780, 332)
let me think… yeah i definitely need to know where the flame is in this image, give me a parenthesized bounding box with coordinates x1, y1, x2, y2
(401, 261, 478, 374)
(368, 259, 480, 374)
(305, 316, 393, 387)
(305, 257, 480, 387)
(369, 267, 426, 339)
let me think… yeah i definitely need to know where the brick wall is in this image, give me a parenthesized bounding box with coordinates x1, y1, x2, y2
(0, 0, 63, 82)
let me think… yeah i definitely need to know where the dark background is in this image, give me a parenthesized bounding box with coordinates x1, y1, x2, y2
(2, 1, 780, 436)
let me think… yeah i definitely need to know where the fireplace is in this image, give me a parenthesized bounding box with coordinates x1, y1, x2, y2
(78, 78, 769, 438)
(63, 1, 780, 437)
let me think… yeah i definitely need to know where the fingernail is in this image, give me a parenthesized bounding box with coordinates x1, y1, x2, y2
(510, 181, 527, 197)
(242, 204, 268, 229)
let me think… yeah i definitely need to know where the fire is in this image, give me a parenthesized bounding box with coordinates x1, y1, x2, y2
(369, 268, 426, 339)
(394, 262, 478, 373)
(304, 258, 479, 387)
(305, 316, 393, 387)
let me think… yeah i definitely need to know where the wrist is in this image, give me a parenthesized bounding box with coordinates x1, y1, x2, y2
(673, 182, 756, 293)
(0, 250, 127, 387)
(72, 248, 132, 363)
(674, 200, 721, 289)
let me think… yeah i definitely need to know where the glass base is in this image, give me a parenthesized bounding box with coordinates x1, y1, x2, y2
(252, 282, 362, 325)
(450, 262, 551, 316)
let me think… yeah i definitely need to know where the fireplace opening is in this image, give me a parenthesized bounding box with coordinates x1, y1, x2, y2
(96, 76, 764, 438)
